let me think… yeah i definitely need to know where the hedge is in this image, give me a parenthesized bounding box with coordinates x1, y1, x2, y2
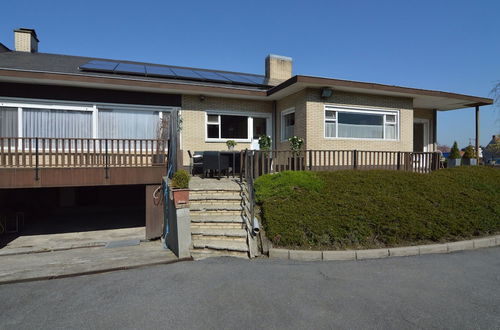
(254, 166, 500, 250)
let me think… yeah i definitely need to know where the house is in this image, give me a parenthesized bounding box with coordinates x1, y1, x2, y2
(0, 28, 494, 244)
(483, 135, 500, 164)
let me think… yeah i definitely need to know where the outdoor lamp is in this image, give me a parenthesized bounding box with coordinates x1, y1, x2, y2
(320, 87, 333, 99)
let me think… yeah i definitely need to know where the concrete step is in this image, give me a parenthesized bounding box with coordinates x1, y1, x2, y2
(191, 227, 247, 238)
(189, 203, 243, 212)
(192, 239, 249, 252)
(189, 199, 242, 206)
(190, 214, 245, 223)
(190, 249, 249, 260)
(189, 192, 241, 199)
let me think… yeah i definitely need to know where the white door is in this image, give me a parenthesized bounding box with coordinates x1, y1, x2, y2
(251, 117, 270, 150)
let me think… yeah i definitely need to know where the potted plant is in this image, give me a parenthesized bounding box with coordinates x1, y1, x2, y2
(258, 135, 272, 173)
(447, 141, 461, 168)
(462, 145, 477, 166)
(170, 169, 190, 207)
(288, 136, 304, 170)
(226, 140, 237, 150)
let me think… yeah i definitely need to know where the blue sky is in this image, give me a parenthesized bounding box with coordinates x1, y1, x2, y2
(1, 0, 499, 147)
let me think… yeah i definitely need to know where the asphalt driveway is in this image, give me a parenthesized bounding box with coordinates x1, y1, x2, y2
(1, 247, 499, 330)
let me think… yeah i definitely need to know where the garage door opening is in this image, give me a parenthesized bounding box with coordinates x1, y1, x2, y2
(0, 185, 147, 249)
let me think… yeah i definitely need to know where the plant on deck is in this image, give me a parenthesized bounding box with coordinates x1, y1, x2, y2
(171, 169, 190, 189)
(258, 135, 272, 151)
(449, 141, 461, 159)
(288, 136, 304, 155)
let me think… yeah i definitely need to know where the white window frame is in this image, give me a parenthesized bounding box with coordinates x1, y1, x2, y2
(0, 97, 176, 142)
(280, 108, 295, 142)
(323, 105, 400, 141)
(204, 110, 271, 143)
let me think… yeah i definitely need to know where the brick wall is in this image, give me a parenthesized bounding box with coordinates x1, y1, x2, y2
(180, 95, 273, 165)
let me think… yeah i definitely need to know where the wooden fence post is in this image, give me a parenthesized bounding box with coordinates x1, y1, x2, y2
(353, 150, 358, 170)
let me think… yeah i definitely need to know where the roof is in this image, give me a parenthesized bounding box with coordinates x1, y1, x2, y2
(0, 50, 494, 109)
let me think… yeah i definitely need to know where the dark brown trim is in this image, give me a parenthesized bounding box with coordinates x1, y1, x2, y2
(268, 75, 494, 106)
(0, 69, 269, 98)
(0, 82, 181, 106)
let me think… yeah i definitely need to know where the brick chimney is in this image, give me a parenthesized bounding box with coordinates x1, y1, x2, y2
(14, 28, 39, 52)
(265, 54, 292, 81)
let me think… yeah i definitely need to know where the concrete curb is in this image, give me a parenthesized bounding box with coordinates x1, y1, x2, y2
(269, 235, 500, 262)
(0, 257, 193, 286)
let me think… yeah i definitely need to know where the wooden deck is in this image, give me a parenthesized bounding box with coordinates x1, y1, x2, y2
(0, 137, 167, 188)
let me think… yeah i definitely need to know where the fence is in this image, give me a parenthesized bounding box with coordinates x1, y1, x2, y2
(0, 137, 168, 169)
(242, 149, 440, 180)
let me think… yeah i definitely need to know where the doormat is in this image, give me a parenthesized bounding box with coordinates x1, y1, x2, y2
(105, 239, 141, 248)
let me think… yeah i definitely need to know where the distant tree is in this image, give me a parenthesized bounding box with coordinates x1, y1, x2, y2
(449, 141, 461, 159)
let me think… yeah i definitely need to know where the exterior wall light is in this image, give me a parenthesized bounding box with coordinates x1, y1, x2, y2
(320, 87, 333, 99)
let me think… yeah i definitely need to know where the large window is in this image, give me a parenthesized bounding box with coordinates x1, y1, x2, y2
(206, 114, 248, 140)
(0, 107, 18, 137)
(99, 109, 160, 139)
(324, 106, 399, 140)
(281, 109, 295, 141)
(23, 108, 92, 138)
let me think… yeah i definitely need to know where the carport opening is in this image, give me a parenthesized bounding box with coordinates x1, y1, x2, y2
(0, 185, 146, 248)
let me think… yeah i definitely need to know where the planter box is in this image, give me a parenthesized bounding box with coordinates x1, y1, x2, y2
(171, 189, 189, 208)
(462, 158, 477, 166)
(447, 158, 461, 168)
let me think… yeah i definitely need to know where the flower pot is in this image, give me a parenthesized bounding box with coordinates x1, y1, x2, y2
(447, 158, 461, 168)
(228, 146, 235, 150)
(462, 158, 477, 166)
(172, 189, 189, 208)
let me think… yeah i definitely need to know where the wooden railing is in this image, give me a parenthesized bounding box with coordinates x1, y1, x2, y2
(242, 149, 440, 180)
(0, 137, 168, 169)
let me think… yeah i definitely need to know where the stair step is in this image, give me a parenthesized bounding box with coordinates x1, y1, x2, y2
(190, 203, 243, 212)
(190, 195, 241, 201)
(191, 215, 245, 223)
(192, 239, 249, 252)
(191, 228, 247, 237)
(190, 249, 249, 260)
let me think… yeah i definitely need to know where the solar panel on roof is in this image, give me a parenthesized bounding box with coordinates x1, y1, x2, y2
(168, 67, 204, 79)
(193, 70, 231, 82)
(145, 65, 176, 77)
(217, 72, 257, 84)
(114, 63, 146, 75)
(78, 60, 269, 86)
(79, 60, 119, 72)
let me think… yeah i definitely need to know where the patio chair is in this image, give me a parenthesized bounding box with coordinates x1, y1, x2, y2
(188, 150, 203, 175)
(202, 151, 221, 179)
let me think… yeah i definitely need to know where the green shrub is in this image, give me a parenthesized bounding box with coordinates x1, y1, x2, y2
(449, 141, 461, 159)
(258, 135, 272, 151)
(255, 167, 500, 249)
(462, 145, 476, 159)
(226, 140, 237, 148)
(171, 169, 190, 189)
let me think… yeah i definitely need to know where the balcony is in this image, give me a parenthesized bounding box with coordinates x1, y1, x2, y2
(0, 137, 168, 188)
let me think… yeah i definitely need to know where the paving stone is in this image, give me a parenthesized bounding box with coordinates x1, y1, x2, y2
(269, 248, 289, 260)
(388, 246, 420, 257)
(473, 237, 496, 249)
(322, 250, 355, 261)
(447, 240, 474, 253)
(419, 243, 448, 255)
(289, 250, 322, 261)
(356, 248, 389, 260)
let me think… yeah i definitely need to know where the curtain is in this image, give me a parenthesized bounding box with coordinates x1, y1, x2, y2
(325, 122, 336, 138)
(0, 107, 18, 137)
(98, 109, 159, 139)
(23, 108, 92, 138)
(338, 124, 383, 139)
(385, 125, 396, 139)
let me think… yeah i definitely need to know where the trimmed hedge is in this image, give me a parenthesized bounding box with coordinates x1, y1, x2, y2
(254, 166, 500, 250)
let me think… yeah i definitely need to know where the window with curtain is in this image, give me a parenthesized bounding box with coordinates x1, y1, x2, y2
(23, 108, 92, 138)
(281, 110, 295, 140)
(324, 107, 398, 140)
(98, 109, 160, 139)
(0, 107, 18, 137)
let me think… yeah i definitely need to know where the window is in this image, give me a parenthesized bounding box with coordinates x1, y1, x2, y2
(206, 114, 248, 140)
(0, 107, 18, 137)
(281, 109, 295, 140)
(23, 108, 92, 138)
(324, 106, 399, 140)
(98, 109, 160, 139)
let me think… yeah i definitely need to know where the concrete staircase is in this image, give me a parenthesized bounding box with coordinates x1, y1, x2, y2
(189, 183, 250, 260)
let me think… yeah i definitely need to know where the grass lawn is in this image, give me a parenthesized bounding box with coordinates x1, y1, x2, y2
(254, 166, 500, 250)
